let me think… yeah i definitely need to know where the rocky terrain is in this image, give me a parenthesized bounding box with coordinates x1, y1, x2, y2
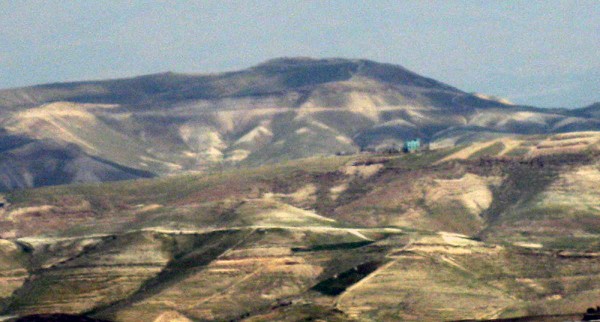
(0, 58, 598, 321)
(0, 58, 598, 190)
(0, 136, 598, 321)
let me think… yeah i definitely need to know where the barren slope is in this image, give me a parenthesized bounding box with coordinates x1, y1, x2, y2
(0, 58, 598, 190)
(0, 140, 598, 321)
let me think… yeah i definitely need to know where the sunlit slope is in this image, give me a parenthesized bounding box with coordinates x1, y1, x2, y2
(1, 134, 598, 244)
(335, 233, 600, 321)
(480, 158, 600, 249)
(0, 240, 28, 300)
(3, 102, 178, 173)
(0, 230, 597, 321)
(0, 136, 598, 321)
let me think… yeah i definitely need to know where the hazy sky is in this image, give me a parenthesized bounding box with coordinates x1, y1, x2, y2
(1, 1, 598, 107)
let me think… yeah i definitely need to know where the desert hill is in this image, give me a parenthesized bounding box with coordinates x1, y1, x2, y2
(0, 58, 598, 190)
(0, 137, 598, 321)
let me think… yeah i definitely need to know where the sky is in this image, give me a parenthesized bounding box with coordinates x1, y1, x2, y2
(1, 1, 598, 108)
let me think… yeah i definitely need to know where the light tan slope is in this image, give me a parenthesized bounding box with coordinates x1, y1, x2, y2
(540, 164, 600, 209)
(0, 240, 28, 300)
(532, 131, 600, 156)
(335, 233, 600, 321)
(92, 227, 384, 322)
(7, 232, 171, 316)
(152, 311, 193, 322)
(2, 102, 166, 172)
(473, 93, 514, 105)
(425, 173, 501, 217)
(232, 198, 338, 228)
(486, 160, 600, 246)
(436, 131, 600, 162)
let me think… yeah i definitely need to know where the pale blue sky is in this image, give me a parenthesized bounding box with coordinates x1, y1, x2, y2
(1, 1, 598, 107)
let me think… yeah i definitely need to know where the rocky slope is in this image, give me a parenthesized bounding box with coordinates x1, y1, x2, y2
(0, 139, 598, 321)
(0, 58, 598, 190)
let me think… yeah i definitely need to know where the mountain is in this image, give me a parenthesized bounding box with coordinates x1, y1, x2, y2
(0, 58, 464, 109)
(0, 140, 598, 321)
(0, 138, 153, 190)
(1, 58, 598, 321)
(573, 102, 600, 118)
(0, 58, 598, 190)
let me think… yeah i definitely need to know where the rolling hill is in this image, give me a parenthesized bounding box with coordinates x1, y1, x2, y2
(0, 58, 598, 190)
(0, 137, 598, 321)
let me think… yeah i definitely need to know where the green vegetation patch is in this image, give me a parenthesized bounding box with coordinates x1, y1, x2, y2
(311, 261, 382, 296)
(425, 202, 483, 236)
(292, 240, 373, 252)
(468, 142, 506, 159)
(545, 237, 600, 251)
(505, 147, 531, 157)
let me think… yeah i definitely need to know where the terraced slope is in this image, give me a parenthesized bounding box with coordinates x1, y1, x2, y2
(0, 140, 598, 321)
(0, 58, 598, 190)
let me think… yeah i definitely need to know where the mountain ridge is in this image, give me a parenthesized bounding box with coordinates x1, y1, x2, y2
(0, 58, 599, 321)
(0, 57, 490, 110)
(0, 57, 598, 190)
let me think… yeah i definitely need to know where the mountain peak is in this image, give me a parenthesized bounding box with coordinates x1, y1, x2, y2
(0, 57, 467, 110)
(254, 57, 361, 68)
(251, 57, 459, 92)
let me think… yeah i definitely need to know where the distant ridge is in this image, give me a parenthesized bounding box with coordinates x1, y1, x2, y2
(0, 57, 597, 189)
(0, 57, 464, 109)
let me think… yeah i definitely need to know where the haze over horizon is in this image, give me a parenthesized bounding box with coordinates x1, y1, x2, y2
(1, 1, 599, 108)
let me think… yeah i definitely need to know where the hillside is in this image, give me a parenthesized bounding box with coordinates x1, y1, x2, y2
(0, 137, 598, 321)
(573, 102, 600, 118)
(0, 58, 598, 190)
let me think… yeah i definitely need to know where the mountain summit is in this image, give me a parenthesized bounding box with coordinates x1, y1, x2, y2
(0, 58, 598, 190)
(1, 58, 468, 109)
